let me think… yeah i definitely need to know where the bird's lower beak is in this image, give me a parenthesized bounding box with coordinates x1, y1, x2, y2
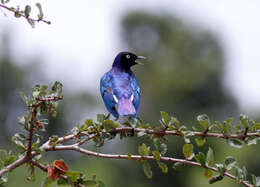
(135, 56, 146, 65)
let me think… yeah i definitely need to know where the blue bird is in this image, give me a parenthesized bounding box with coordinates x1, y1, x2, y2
(100, 52, 145, 119)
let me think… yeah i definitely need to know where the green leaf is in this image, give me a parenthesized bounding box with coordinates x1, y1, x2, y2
(153, 138, 167, 155)
(137, 130, 146, 137)
(172, 162, 185, 171)
(0, 171, 8, 183)
(215, 164, 225, 175)
(235, 167, 244, 182)
(25, 5, 31, 17)
(36, 3, 43, 19)
(102, 120, 120, 131)
(157, 162, 168, 173)
(12, 135, 26, 150)
(251, 174, 256, 186)
(245, 137, 258, 146)
(206, 147, 214, 166)
(85, 119, 93, 127)
(197, 114, 210, 129)
(194, 152, 206, 166)
(250, 123, 260, 131)
(227, 139, 243, 148)
(64, 170, 82, 182)
(195, 138, 206, 147)
(27, 18, 35, 28)
(152, 150, 161, 161)
(57, 178, 68, 185)
(51, 81, 63, 96)
(224, 156, 236, 170)
(41, 177, 54, 187)
(138, 143, 150, 156)
(160, 111, 170, 126)
(143, 161, 152, 179)
(97, 114, 106, 123)
(240, 114, 249, 128)
(182, 144, 194, 160)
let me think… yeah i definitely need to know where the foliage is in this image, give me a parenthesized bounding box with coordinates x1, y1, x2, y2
(0, 0, 50, 27)
(0, 83, 260, 187)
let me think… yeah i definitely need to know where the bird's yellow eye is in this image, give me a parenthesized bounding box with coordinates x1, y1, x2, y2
(126, 54, 130, 59)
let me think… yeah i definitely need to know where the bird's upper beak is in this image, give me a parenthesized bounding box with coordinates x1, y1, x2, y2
(135, 56, 146, 65)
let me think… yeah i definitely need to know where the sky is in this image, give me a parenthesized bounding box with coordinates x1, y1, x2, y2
(0, 0, 260, 114)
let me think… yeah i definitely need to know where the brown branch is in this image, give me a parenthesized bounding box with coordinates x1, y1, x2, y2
(0, 3, 51, 25)
(45, 127, 259, 147)
(41, 144, 252, 187)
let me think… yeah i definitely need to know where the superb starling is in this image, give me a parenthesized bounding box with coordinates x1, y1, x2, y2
(100, 52, 145, 118)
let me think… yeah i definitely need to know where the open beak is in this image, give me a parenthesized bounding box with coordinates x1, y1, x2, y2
(135, 56, 146, 65)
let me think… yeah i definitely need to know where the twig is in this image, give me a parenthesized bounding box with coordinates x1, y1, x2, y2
(0, 3, 51, 25)
(41, 144, 252, 187)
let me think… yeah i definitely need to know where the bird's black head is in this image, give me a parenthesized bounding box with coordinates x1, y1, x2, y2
(112, 52, 145, 70)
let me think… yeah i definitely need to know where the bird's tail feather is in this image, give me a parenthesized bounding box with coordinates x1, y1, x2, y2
(117, 98, 136, 117)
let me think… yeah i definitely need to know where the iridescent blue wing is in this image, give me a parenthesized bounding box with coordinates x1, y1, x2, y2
(130, 75, 140, 117)
(100, 72, 118, 118)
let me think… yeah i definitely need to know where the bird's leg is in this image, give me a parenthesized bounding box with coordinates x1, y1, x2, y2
(105, 113, 111, 120)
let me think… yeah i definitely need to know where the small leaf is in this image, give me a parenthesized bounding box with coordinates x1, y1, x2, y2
(197, 114, 210, 129)
(27, 18, 35, 28)
(227, 139, 243, 148)
(194, 152, 206, 166)
(0, 171, 8, 183)
(157, 162, 168, 173)
(235, 167, 244, 182)
(215, 163, 225, 175)
(97, 114, 106, 123)
(127, 153, 132, 159)
(152, 150, 161, 161)
(250, 123, 260, 131)
(206, 147, 214, 166)
(153, 138, 167, 155)
(138, 143, 150, 156)
(137, 130, 146, 137)
(25, 5, 31, 17)
(182, 144, 194, 160)
(65, 170, 82, 182)
(172, 162, 185, 171)
(57, 178, 68, 185)
(251, 174, 256, 186)
(160, 111, 170, 126)
(36, 3, 44, 19)
(195, 138, 206, 147)
(143, 161, 152, 179)
(102, 120, 120, 131)
(240, 114, 249, 128)
(224, 156, 236, 170)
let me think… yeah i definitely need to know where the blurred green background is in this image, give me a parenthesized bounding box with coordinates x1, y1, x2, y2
(1, 10, 259, 187)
